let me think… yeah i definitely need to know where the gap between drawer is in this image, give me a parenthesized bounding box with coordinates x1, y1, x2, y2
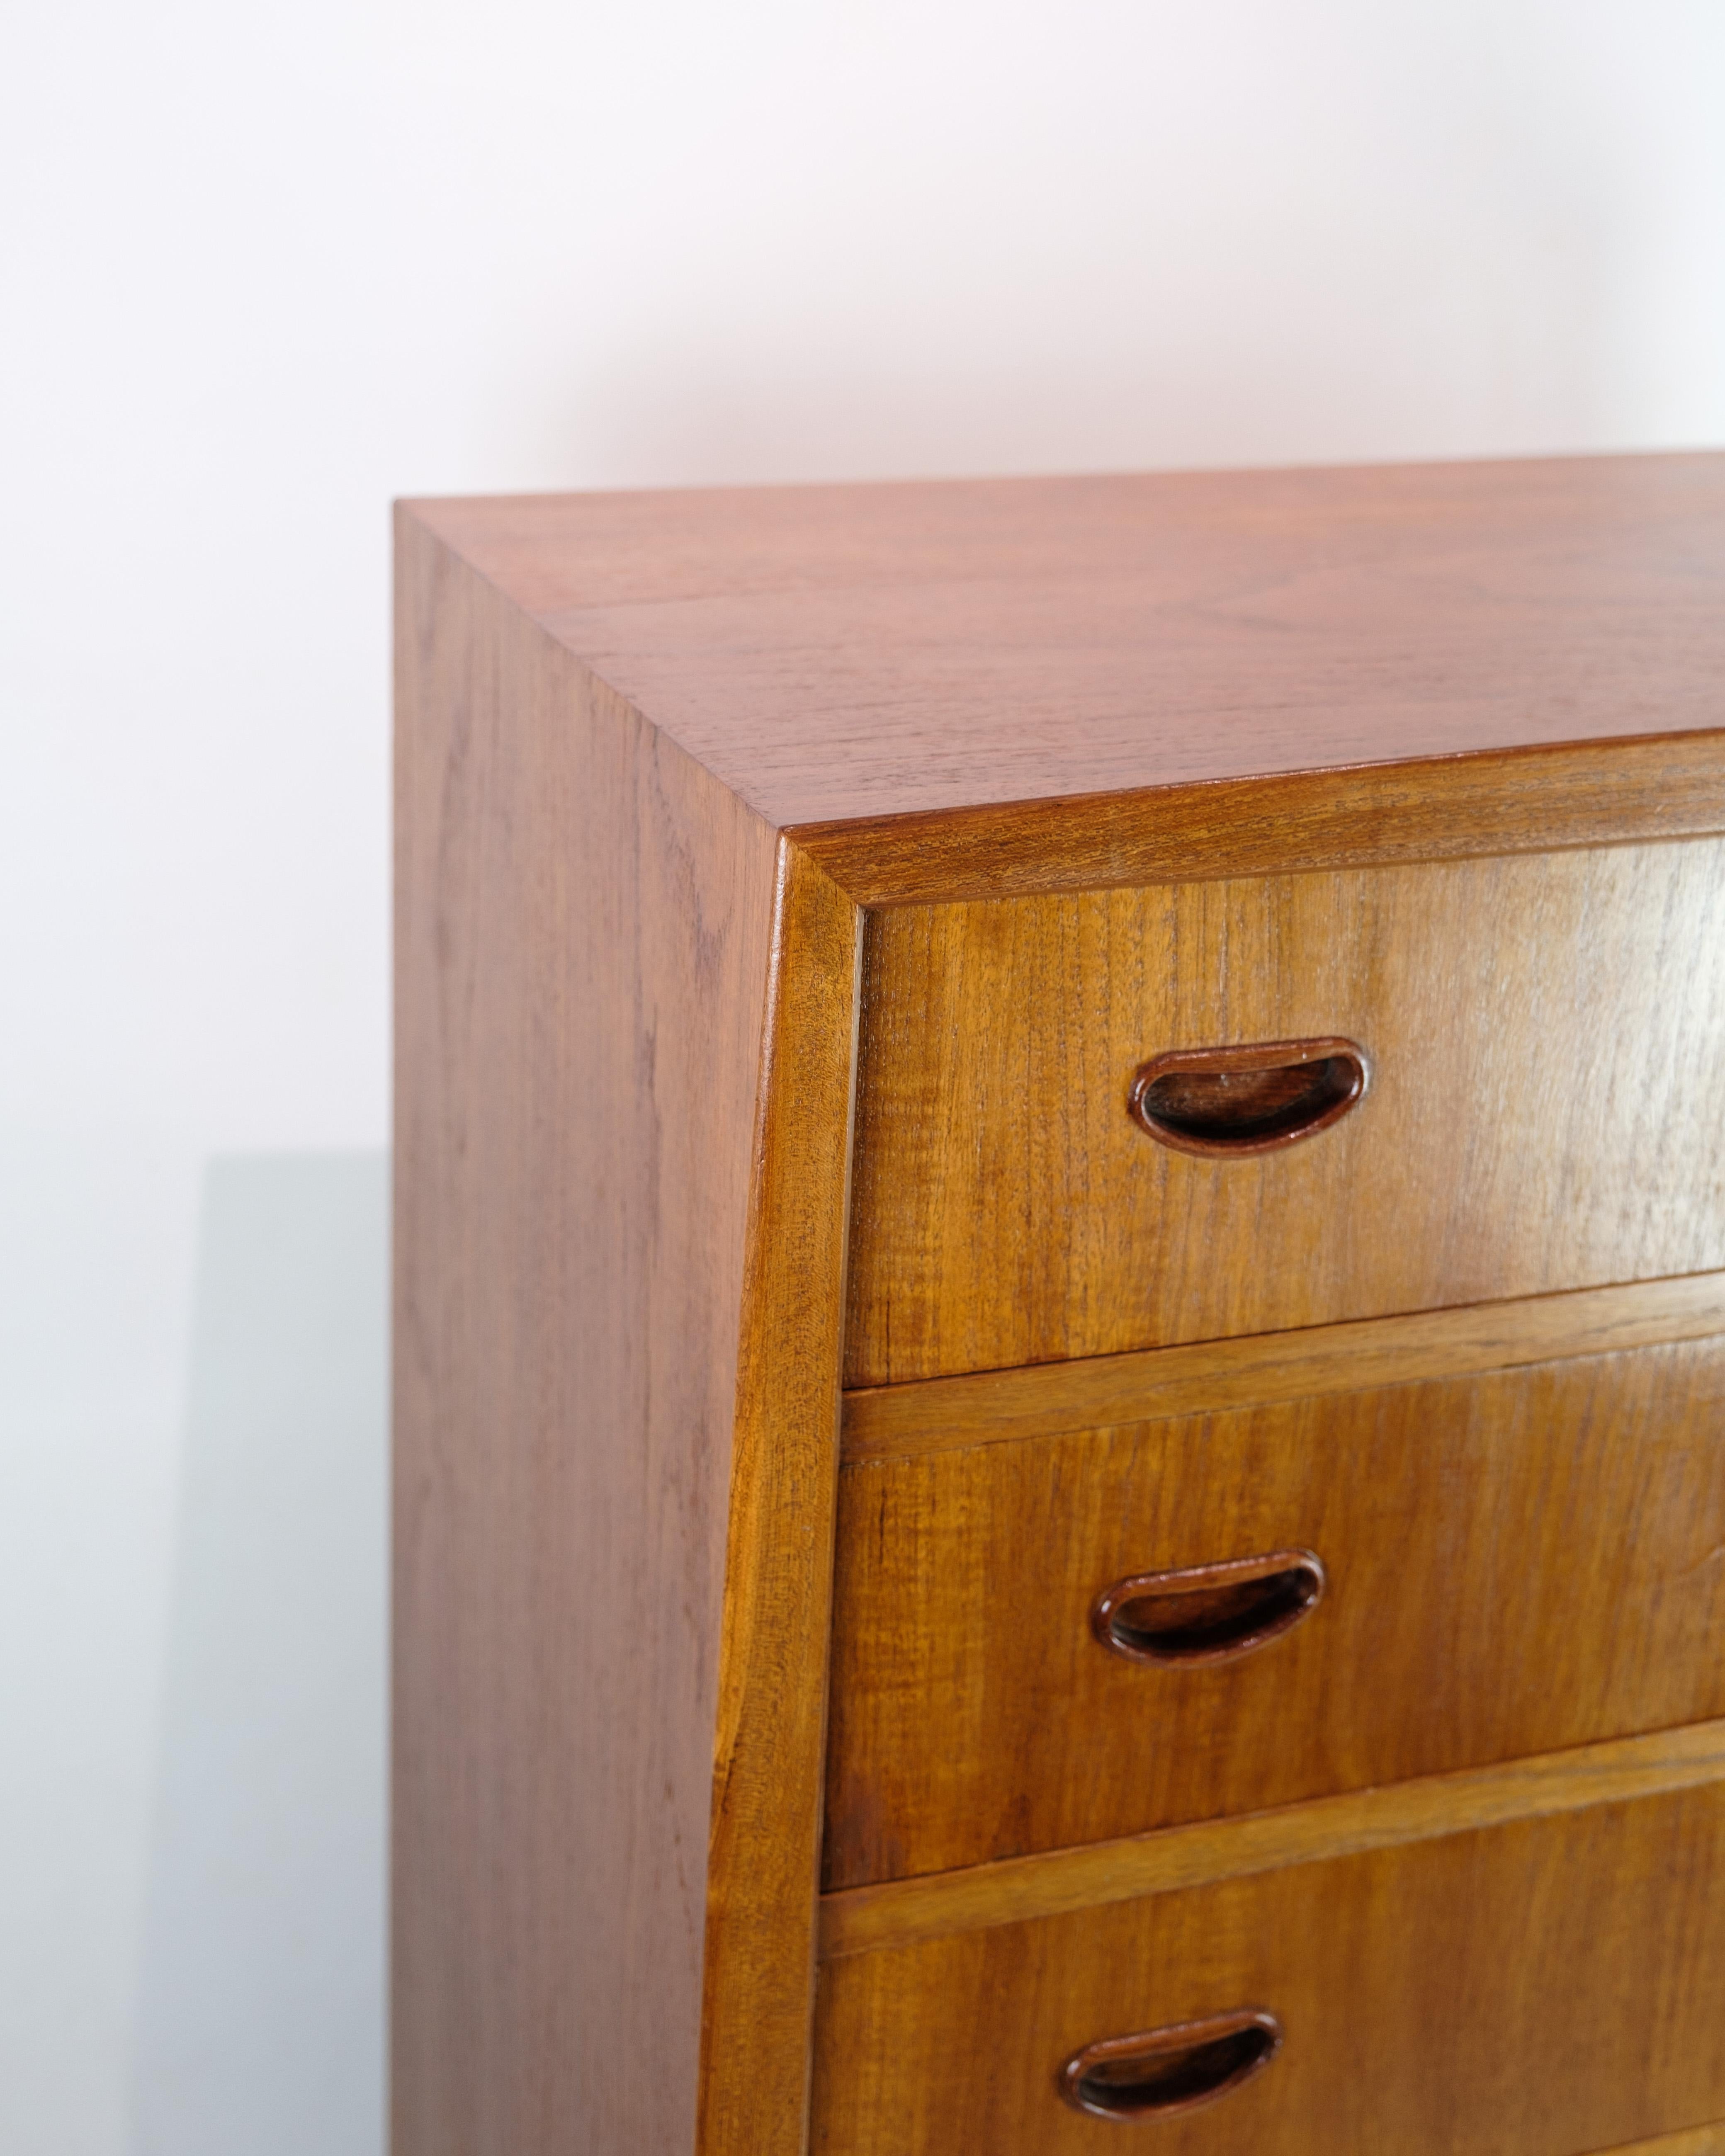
(840, 1271, 1725, 1461)
(818, 1717, 1725, 1959)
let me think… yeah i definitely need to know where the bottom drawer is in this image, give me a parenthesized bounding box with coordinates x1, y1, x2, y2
(812, 1775, 1725, 2155)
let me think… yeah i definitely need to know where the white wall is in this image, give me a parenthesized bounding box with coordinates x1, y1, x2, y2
(3, 2, 1722, 2148)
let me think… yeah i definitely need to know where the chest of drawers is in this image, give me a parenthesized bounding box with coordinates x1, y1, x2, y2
(394, 454, 1725, 2156)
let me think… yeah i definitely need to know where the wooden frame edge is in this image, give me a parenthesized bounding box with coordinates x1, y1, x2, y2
(790, 731, 1725, 907)
(696, 841, 863, 2156)
(1585, 2125, 1725, 2156)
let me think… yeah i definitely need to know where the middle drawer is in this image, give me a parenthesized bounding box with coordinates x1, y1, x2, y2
(825, 1326, 1725, 1889)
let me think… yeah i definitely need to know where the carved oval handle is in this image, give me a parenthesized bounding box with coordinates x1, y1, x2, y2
(1059, 2010, 1283, 2121)
(1093, 1550, 1327, 1666)
(1128, 1037, 1368, 1156)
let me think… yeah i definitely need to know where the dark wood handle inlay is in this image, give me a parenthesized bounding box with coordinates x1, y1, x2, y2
(1059, 2010, 1283, 2121)
(1128, 1037, 1368, 1156)
(1093, 1550, 1327, 1666)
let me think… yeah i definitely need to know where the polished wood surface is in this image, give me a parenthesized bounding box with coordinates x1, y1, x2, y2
(394, 513, 779, 2156)
(407, 454, 1725, 828)
(793, 731, 1725, 906)
(1595, 2131, 1725, 2156)
(841, 1271, 1725, 1460)
(812, 1777, 1725, 2156)
(828, 1338, 1725, 1883)
(821, 1718, 1725, 1959)
(398, 460, 1725, 2156)
(845, 842, 1725, 1384)
(697, 847, 860, 2156)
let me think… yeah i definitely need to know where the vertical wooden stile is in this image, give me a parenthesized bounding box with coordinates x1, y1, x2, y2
(697, 849, 863, 2156)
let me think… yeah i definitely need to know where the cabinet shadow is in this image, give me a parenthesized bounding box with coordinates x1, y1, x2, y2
(129, 1151, 388, 2156)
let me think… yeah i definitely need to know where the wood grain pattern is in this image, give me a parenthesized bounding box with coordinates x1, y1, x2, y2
(820, 1719, 1725, 1959)
(398, 459, 1725, 2156)
(393, 509, 780, 2156)
(697, 847, 861, 2156)
(841, 1270, 1725, 1459)
(826, 1339, 1725, 1886)
(811, 1775, 1725, 2156)
(845, 843, 1725, 1384)
(406, 454, 1725, 829)
(794, 731, 1725, 906)
(1593, 2130, 1725, 2156)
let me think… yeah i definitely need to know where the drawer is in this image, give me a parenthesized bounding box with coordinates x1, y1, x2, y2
(825, 1328, 1725, 1887)
(811, 1775, 1725, 2155)
(843, 842, 1725, 1386)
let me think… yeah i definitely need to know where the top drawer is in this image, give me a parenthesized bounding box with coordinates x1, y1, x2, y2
(844, 840, 1725, 1386)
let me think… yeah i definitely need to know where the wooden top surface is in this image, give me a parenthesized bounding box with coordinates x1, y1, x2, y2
(406, 452, 1725, 830)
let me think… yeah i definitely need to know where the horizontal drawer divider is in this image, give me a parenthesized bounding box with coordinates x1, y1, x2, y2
(817, 1718, 1725, 1960)
(840, 1271, 1725, 1462)
(790, 732, 1725, 907)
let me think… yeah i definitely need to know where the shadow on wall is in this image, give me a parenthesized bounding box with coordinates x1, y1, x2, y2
(130, 1153, 388, 2156)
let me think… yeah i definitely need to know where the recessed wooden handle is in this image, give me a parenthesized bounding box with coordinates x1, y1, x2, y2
(1128, 1037, 1368, 1156)
(1093, 1550, 1327, 1666)
(1059, 2010, 1283, 2120)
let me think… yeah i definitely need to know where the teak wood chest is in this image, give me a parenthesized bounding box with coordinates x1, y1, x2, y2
(394, 454, 1725, 2156)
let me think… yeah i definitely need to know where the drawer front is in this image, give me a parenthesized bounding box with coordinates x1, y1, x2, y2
(843, 842, 1725, 1386)
(826, 1335, 1725, 1887)
(811, 1780, 1725, 2155)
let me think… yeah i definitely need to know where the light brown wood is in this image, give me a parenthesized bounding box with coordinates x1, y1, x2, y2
(820, 1717, 1725, 1960)
(398, 459, 1725, 2156)
(828, 1336, 1725, 1885)
(812, 1776, 1725, 2155)
(406, 454, 1725, 829)
(697, 846, 861, 2156)
(841, 1270, 1725, 1460)
(393, 512, 780, 2156)
(1593, 2129, 1725, 2156)
(845, 843, 1725, 1385)
(796, 732, 1725, 906)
